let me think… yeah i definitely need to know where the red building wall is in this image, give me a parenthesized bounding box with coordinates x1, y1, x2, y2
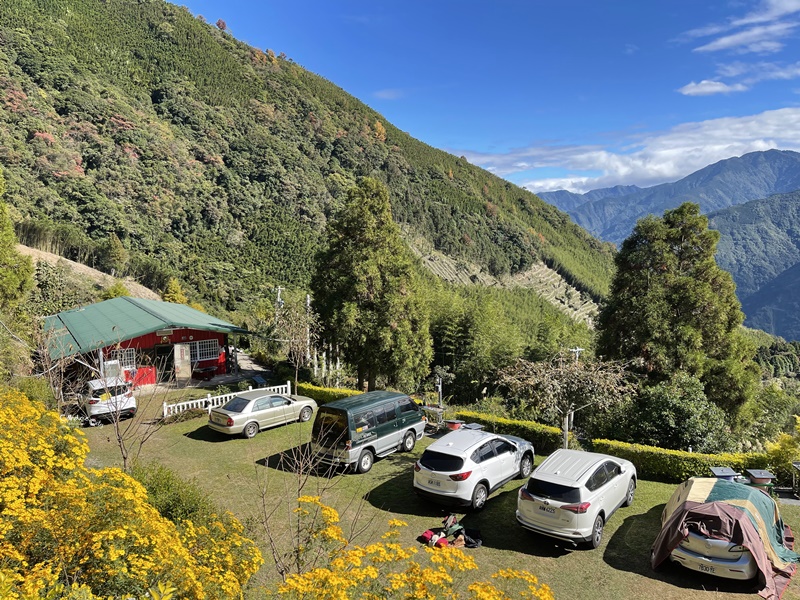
(108, 328, 229, 381)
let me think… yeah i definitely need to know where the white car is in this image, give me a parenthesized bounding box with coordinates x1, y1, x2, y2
(516, 448, 636, 548)
(413, 428, 535, 510)
(82, 377, 137, 425)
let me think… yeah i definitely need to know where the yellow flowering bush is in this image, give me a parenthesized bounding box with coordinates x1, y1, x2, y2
(0, 388, 263, 599)
(275, 497, 553, 600)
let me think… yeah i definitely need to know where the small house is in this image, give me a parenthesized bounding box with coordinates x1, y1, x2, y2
(43, 297, 249, 386)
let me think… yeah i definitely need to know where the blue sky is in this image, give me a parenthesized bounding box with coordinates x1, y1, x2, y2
(180, 0, 800, 193)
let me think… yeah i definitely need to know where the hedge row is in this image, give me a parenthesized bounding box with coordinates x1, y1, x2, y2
(451, 410, 576, 455)
(295, 382, 360, 405)
(290, 386, 773, 485)
(591, 439, 769, 484)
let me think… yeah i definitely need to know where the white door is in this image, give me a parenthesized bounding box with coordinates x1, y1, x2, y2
(174, 343, 192, 384)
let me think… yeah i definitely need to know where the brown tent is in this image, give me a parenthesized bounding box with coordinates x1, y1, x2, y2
(651, 478, 797, 600)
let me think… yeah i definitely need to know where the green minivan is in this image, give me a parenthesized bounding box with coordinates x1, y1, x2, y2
(311, 391, 427, 473)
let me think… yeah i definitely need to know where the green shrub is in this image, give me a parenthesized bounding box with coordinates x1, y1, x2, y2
(590, 439, 769, 483)
(296, 382, 360, 405)
(451, 410, 575, 454)
(131, 462, 214, 523)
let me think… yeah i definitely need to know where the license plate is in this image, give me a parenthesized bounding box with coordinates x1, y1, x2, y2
(699, 564, 715, 574)
(538, 505, 556, 514)
(428, 479, 441, 487)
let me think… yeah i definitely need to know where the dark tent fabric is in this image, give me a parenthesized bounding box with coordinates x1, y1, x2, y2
(652, 478, 798, 599)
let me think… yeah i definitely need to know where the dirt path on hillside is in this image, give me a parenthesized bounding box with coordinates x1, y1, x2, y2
(16, 244, 161, 300)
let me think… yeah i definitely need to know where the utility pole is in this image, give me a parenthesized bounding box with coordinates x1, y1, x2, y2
(274, 286, 285, 326)
(569, 346, 584, 363)
(305, 294, 311, 362)
(562, 347, 584, 449)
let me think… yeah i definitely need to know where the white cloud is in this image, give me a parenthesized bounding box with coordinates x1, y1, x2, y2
(678, 80, 749, 96)
(733, 0, 800, 26)
(694, 22, 797, 54)
(455, 108, 800, 193)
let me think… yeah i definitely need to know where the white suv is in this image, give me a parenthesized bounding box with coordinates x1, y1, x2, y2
(413, 428, 534, 510)
(81, 377, 137, 425)
(516, 448, 636, 548)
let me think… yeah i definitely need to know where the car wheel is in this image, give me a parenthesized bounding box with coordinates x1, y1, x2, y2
(518, 453, 534, 479)
(401, 431, 416, 452)
(356, 449, 374, 474)
(242, 422, 259, 439)
(299, 406, 313, 422)
(471, 483, 488, 510)
(590, 514, 604, 549)
(623, 478, 636, 507)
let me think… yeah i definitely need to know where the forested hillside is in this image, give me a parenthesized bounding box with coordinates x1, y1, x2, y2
(709, 191, 800, 340)
(0, 0, 614, 313)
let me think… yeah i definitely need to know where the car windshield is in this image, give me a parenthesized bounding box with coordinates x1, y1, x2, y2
(312, 408, 348, 447)
(525, 478, 582, 503)
(419, 450, 465, 472)
(91, 385, 128, 398)
(222, 397, 250, 413)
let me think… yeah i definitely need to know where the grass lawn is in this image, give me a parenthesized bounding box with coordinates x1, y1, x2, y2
(83, 414, 800, 600)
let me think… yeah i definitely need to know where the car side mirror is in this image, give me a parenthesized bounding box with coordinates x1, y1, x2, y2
(619, 465, 627, 474)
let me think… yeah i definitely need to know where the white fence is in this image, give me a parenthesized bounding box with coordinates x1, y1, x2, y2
(162, 381, 292, 419)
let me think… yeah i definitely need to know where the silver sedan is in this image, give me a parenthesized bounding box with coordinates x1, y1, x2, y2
(208, 390, 317, 438)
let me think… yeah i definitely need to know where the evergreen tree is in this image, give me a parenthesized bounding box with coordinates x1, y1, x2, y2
(596, 203, 758, 413)
(162, 277, 188, 305)
(0, 172, 33, 312)
(312, 178, 432, 391)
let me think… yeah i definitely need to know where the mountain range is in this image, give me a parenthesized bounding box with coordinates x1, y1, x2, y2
(539, 151, 800, 340)
(538, 150, 800, 245)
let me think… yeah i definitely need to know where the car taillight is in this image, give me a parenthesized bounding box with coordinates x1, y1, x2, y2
(414, 462, 421, 472)
(345, 440, 352, 450)
(226, 417, 234, 427)
(561, 502, 591, 514)
(88, 399, 99, 405)
(449, 471, 472, 482)
(518, 488, 535, 501)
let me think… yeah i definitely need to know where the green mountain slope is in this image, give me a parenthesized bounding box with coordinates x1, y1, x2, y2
(0, 0, 614, 312)
(708, 190, 800, 340)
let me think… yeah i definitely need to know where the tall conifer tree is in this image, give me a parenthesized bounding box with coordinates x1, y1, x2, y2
(0, 170, 33, 312)
(312, 178, 432, 390)
(596, 202, 758, 413)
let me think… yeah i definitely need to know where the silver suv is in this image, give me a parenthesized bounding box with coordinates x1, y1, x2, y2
(516, 448, 636, 548)
(413, 428, 534, 510)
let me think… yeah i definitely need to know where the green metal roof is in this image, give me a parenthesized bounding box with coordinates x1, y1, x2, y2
(43, 297, 248, 360)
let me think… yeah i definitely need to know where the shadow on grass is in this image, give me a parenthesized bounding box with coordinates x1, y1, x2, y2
(183, 424, 228, 443)
(604, 504, 759, 595)
(255, 443, 346, 477)
(463, 486, 574, 557)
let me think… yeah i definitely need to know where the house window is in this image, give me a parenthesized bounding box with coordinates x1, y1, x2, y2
(190, 339, 219, 362)
(108, 348, 136, 370)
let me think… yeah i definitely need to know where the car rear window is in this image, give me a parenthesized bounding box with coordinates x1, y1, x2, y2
(525, 478, 582, 503)
(420, 450, 464, 472)
(222, 397, 250, 413)
(312, 408, 349, 446)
